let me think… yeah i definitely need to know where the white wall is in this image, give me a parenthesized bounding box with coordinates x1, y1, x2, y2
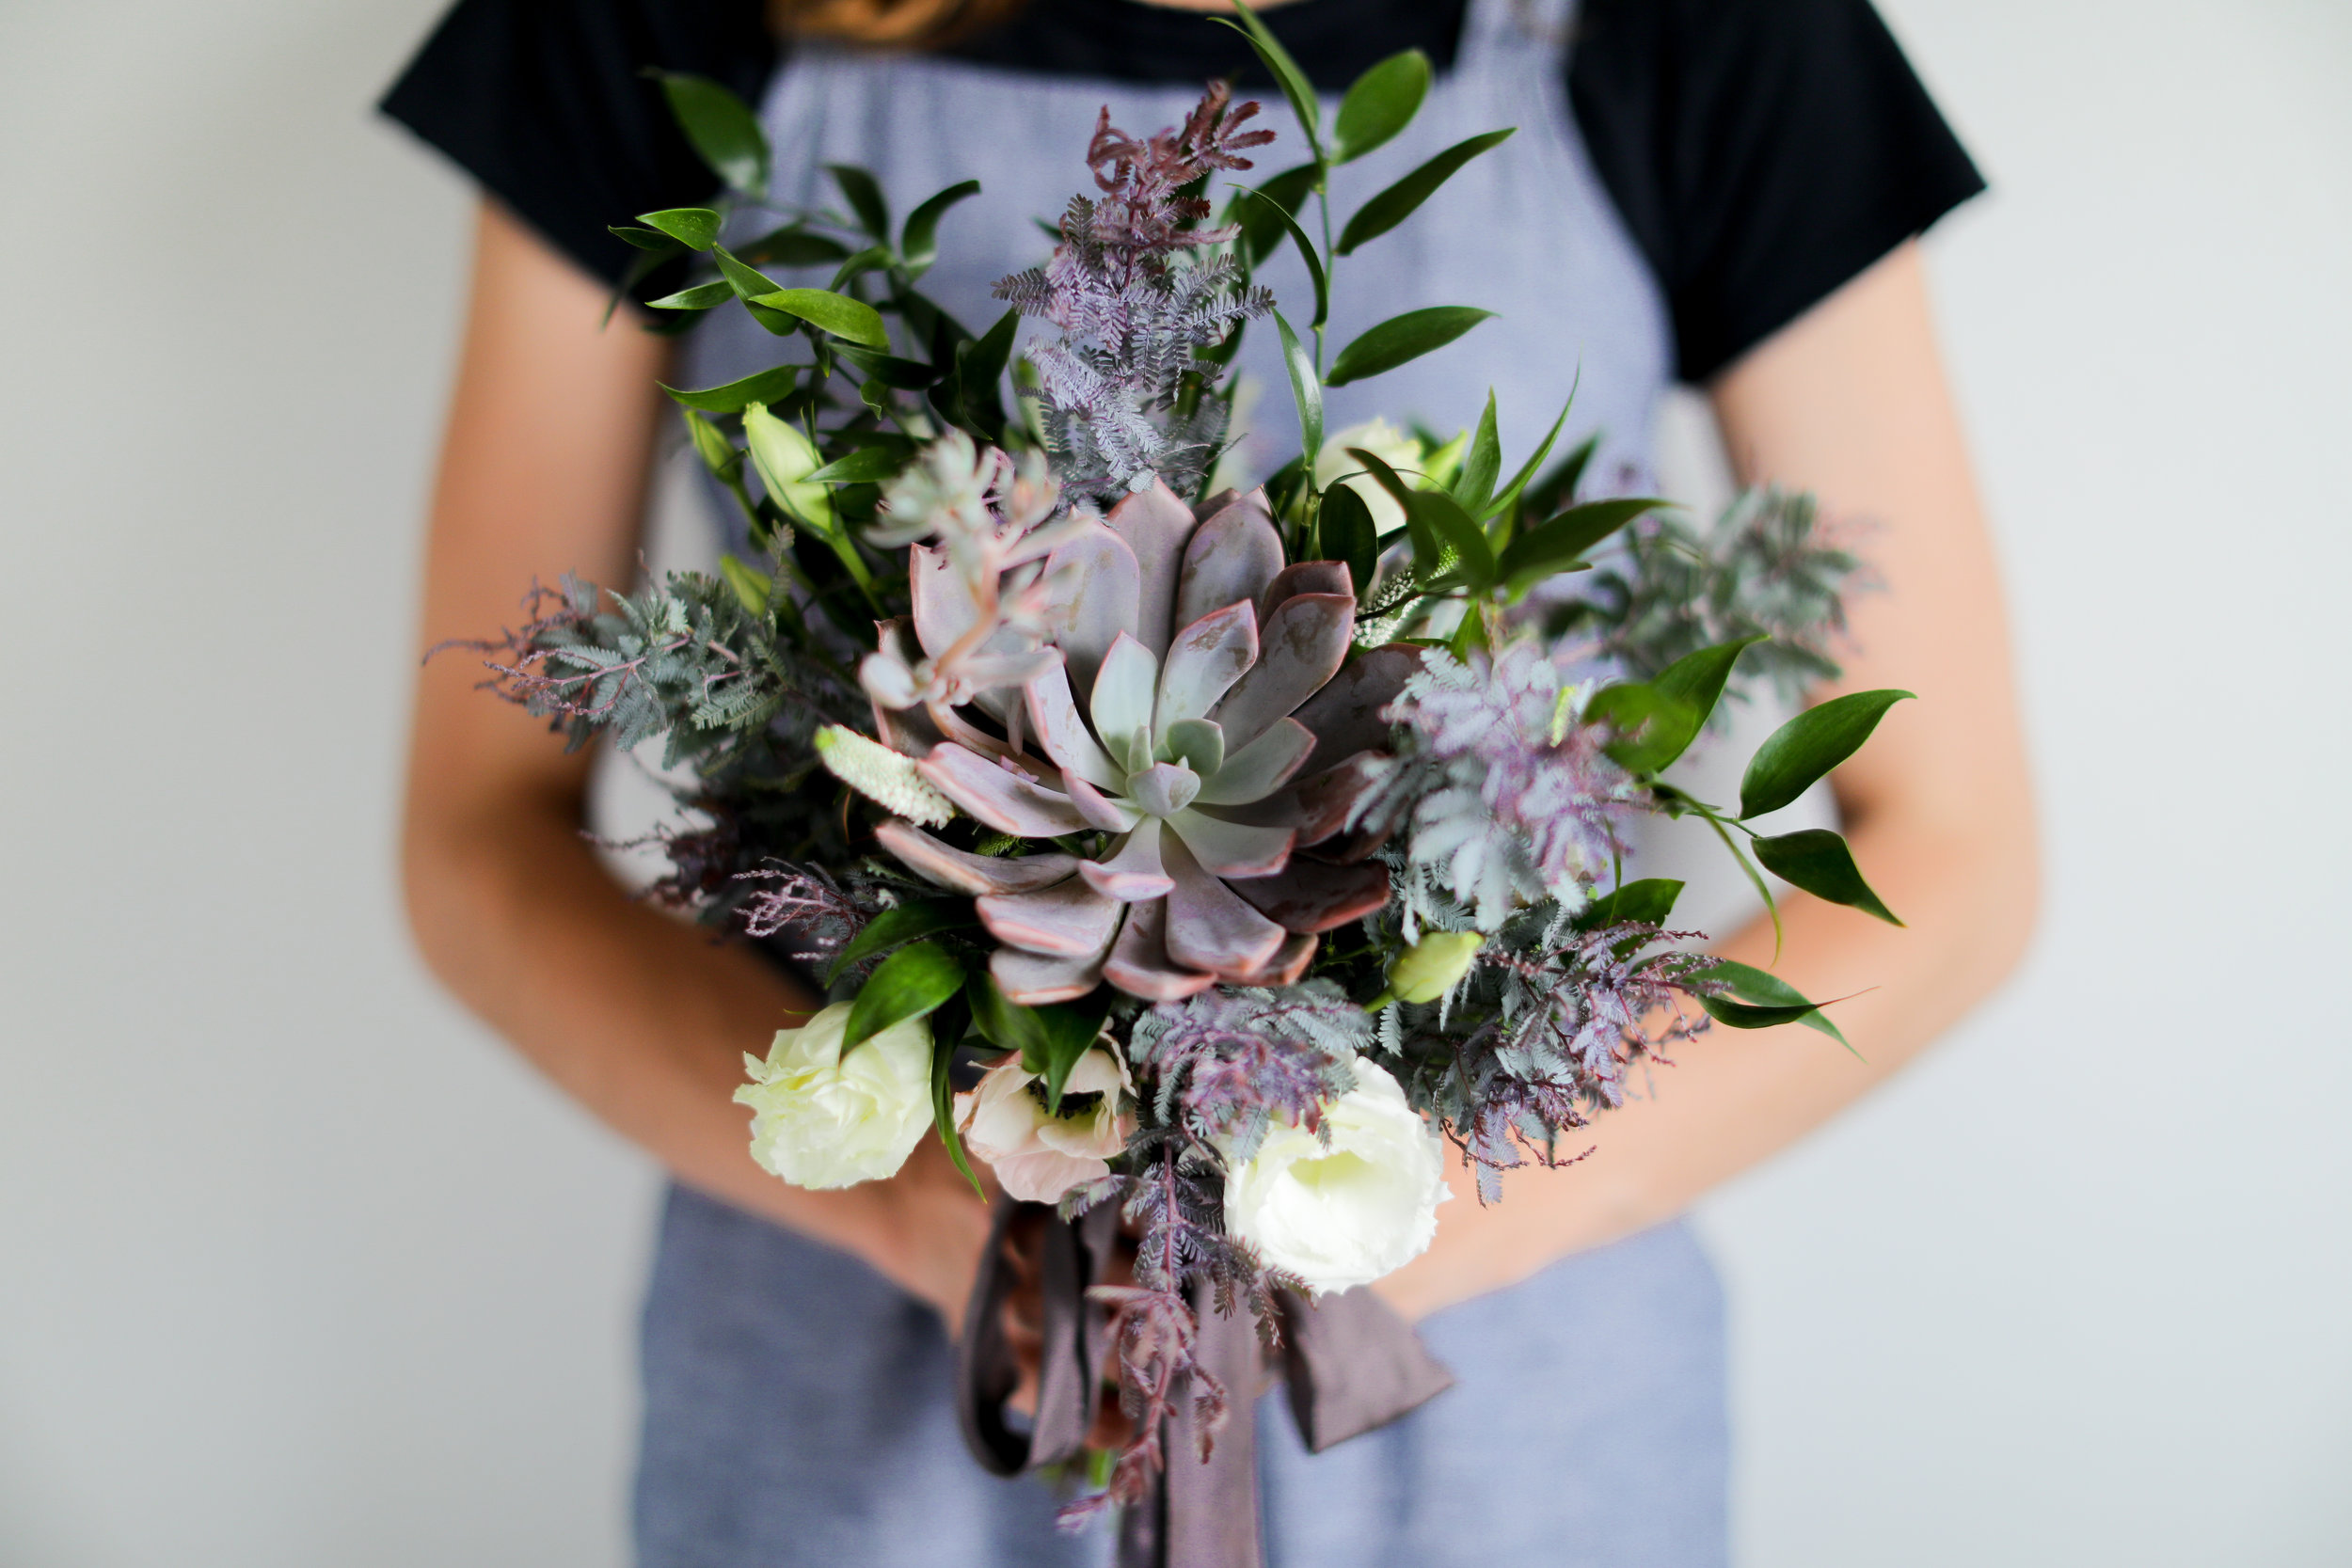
(0, 2, 2344, 1564)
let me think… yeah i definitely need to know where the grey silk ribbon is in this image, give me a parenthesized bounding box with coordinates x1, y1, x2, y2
(956, 1197, 1456, 1568)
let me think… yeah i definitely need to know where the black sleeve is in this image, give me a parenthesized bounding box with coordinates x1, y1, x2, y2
(1569, 0, 1985, 385)
(379, 0, 779, 295)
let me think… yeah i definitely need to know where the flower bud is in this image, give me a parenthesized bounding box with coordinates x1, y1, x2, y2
(1386, 931, 1483, 1004)
(742, 402, 835, 531)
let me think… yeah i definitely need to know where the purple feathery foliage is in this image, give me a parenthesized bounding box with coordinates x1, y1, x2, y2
(993, 84, 1277, 500)
(1368, 640, 1643, 929)
(1127, 982, 1368, 1161)
(1390, 924, 1716, 1201)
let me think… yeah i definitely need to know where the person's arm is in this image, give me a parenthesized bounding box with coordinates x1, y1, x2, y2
(401, 201, 992, 1322)
(1373, 242, 2038, 1319)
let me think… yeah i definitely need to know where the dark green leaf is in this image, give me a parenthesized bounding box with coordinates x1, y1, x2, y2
(966, 973, 1045, 1057)
(829, 245, 894, 292)
(826, 899, 974, 984)
(946, 308, 1018, 439)
(805, 444, 912, 484)
(734, 225, 852, 268)
(643, 280, 735, 312)
(1478, 385, 1576, 522)
(1272, 310, 1323, 470)
(842, 941, 967, 1049)
(1335, 129, 1515, 255)
(1696, 958, 1856, 1053)
(1334, 49, 1431, 163)
(1495, 496, 1663, 598)
(1327, 307, 1495, 387)
(1233, 186, 1327, 327)
(1751, 830, 1904, 926)
(747, 287, 890, 348)
(1738, 689, 1915, 819)
(1572, 878, 1684, 933)
(658, 363, 801, 413)
(608, 224, 685, 254)
(1452, 392, 1502, 517)
(1583, 682, 1702, 775)
(826, 163, 891, 240)
(1651, 635, 1766, 738)
(1697, 992, 1831, 1031)
(834, 344, 940, 390)
(1214, 2, 1321, 159)
(655, 72, 770, 195)
(1240, 163, 1319, 267)
(1320, 482, 1378, 595)
(961, 977, 1105, 1112)
(930, 1030, 986, 1198)
(900, 179, 982, 274)
(1348, 447, 1496, 586)
(636, 207, 722, 250)
(1522, 431, 1599, 518)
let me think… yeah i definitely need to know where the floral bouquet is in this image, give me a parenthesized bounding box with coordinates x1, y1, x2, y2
(460, 8, 1903, 1558)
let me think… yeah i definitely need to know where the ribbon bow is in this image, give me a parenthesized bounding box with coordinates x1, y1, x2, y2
(957, 1197, 1455, 1568)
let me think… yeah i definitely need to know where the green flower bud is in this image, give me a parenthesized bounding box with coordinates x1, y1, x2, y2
(1386, 932, 1483, 1004)
(742, 402, 835, 531)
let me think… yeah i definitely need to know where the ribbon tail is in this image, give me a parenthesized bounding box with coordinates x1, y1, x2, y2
(1276, 1285, 1457, 1452)
(1119, 1276, 1267, 1568)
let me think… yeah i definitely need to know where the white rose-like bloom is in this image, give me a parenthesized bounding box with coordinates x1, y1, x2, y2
(1223, 1059, 1451, 1295)
(955, 1048, 1132, 1203)
(734, 1002, 934, 1190)
(1313, 417, 1424, 538)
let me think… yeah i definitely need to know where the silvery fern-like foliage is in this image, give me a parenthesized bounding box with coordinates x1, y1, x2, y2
(1578, 487, 1864, 706)
(993, 85, 1275, 501)
(1128, 982, 1368, 1162)
(1359, 641, 1642, 932)
(1377, 917, 1717, 1201)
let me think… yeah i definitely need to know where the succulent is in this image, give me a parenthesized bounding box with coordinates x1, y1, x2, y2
(875, 481, 1422, 1004)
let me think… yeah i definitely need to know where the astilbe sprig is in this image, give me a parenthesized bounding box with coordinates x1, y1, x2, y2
(993, 82, 1276, 501)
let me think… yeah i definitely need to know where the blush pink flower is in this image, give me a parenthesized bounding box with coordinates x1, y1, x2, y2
(954, 1047, 1133, 1203)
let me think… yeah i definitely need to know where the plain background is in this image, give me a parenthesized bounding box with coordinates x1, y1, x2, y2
(4, 0, 2348, 1562)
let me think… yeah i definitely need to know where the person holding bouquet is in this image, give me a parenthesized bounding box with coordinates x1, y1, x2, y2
(386, 0, 2034, 1561)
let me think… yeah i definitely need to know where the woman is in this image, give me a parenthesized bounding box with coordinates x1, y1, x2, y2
(387, 0, 2035, 1561)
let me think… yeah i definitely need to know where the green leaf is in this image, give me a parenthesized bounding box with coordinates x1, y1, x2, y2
(1327, 307, 1495, 387)
(1697, 958, 1857, 1053)
(966, 973, 1044, 1057)
(1572, 878, 1685, 933)
(1349, 447, 1496, 586)
(636, 207, 722, 250)
(1481, 385, 1576, 521)
(712, 244, 783, 302)
(1738, 689, 1915, 819)
(1215, 2, 1322, 160)
(900, 179, 981, 275)
(643, 279, 735, 312)
(1651, 635, 1766, 738)
(1233, 186, 1327, 328)
(826, 163, 891, 240)
(734, 225, 852, 268)
(1751, 829, 1904, 926)
(1450, 392, 1502, 517)
(681, 410, 739, 476)
(946, 308, 1018, 439)
(718, 554, 773, 616)
(1272, 310, 1323, 471)
(658, 363, 801, 413)
(1335, 129, 1516, 255)
(1320, 481, 1378, 595)
(829, 245, 894, 292)
(608, 224, 684, 254)
(747, 287, 890, 349)
(655, 72, 770, 195)
(1583, 682, 1702, 775)
(1494, 496, 1663, 598)
(842, 941, 966, 1049)
(1697, 991, 1833, 1031)
(834, 344, 941, 390)
(805, 444, 911, 484)
(1334, 49, 1431, 163)
(930, 1029, 985, 1199)
(826, 899, 975, 984)
(1239, 163, 1319, 266)
(1523, 431, 1599, 518)
(1027, 1001, 1110, 1113)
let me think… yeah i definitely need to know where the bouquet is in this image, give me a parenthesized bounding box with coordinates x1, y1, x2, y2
(457, 9, 1902, 1557)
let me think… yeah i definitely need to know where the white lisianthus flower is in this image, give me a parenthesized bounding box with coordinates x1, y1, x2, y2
(955, 1048, 1132, 1203)
(1313, 417, 1424, 538)
(1223, 1058, 1451, 1295)
(734, 1002, 934, 1190)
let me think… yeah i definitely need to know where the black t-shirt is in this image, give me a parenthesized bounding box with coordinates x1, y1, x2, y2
(380, 0, 1982, 384)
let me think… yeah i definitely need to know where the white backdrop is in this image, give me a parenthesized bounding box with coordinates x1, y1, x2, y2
(2, 1, 2347, 1563)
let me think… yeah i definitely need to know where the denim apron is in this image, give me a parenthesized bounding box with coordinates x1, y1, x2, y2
(644, 0, 1726, 1560)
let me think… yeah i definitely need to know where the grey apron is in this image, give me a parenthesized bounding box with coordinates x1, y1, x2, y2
(642, 1, 1726, 1562)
